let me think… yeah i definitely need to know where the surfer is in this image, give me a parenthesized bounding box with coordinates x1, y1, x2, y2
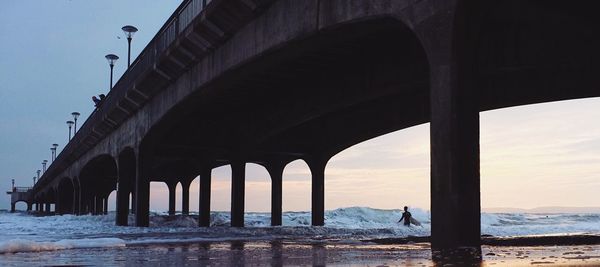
(398, 206, 412, 226)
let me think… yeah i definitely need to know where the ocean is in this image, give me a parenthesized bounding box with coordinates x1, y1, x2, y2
(1, 207, 599, 266)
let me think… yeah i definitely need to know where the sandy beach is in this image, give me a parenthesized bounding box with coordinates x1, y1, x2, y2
(1, 240, 600, 266)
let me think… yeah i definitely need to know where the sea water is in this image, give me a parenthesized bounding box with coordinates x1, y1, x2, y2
(0, 207, 598, 254)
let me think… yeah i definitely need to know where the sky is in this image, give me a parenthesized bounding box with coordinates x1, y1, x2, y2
(1, 1, 599, 212)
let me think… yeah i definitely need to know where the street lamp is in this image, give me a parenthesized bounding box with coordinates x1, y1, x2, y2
(122, 25, 138, 68)
(51, 144, 59, 162)
(71, 112, 80, 133)
(105, 54, 119, 90)
(36, 170, 41, 180)
(33, 176, 36, 186)
(67, 120, 74, 141)
(42, 160, 48, 173)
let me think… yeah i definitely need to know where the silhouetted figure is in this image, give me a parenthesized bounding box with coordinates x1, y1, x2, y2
(398, 206, 412, 226)
(92, 96, 101, 107)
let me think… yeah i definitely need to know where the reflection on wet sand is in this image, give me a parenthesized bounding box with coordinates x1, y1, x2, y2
(2, 241, 600, 266)
(432, 247, 482, 267)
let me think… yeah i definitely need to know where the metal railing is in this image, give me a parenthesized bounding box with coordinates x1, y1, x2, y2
(13, 187, 32, 193)
(37, 0, 214, 190)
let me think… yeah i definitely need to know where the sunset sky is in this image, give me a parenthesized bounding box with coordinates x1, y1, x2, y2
(1, 1, 599, 212)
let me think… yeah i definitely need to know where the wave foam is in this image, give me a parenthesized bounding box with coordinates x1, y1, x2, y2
(0, 238, 126, 254)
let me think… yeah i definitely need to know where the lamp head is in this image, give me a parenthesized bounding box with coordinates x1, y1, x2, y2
(71, 112, 80, 120)
(67, 120, 74, 127)
(105, 54, 119, 66)
(52, 143, 59, 149)
(122, 25, 138, 39)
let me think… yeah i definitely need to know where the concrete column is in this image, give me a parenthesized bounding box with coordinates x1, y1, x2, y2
(45, 203, 51, 213)
(199, 167, 212, 227)
(116, 180, 131, 226)
(426, 2, 481, 249)
(181, 180, 191, 215)
(266, 161, 286, 226)
(95, 196, 103, 215)
(55, 191, 61, 215)
(35, 203, 40, 212)
(135, 152, 150, 227)
(230, 160, 245, 227)
(131, 191, 136, 214)
(103, 197, 108, 215)
(10, 203, 15, 213)
(167, 182, 177, 216)
(307, 157, 327, 226)
(27, 203, 32, 211)
(73, 180, 80, 215)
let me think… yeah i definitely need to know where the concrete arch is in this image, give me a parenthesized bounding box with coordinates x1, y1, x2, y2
(79, 154, 118, 215)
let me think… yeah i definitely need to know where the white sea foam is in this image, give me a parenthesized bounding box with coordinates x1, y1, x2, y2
(0, 207, 598, 253)
(0, 238, 125, 254)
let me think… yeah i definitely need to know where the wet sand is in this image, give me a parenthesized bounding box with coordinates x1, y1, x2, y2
(1, 241, 600, 266)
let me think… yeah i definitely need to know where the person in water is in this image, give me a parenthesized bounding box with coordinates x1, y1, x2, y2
(398, 206, 412, 226)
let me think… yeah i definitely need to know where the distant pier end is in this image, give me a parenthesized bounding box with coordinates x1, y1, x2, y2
(7, 186, 33, 212)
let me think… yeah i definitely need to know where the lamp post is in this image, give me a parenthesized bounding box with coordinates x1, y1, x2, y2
(42, 160, 47, 173)
(51, 144, 59, 162)
(67, 121, 74, 141)
(71, 112, 80, 133)
(105, 54, 119, 90)
(122, 25, 138, 68)
(36, 170, 41, 180)
(33, 176, 36, 186)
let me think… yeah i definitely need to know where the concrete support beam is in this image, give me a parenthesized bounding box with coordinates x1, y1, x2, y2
(45, 203, 51, 213)
(95, 196, 103, 215)
(131, 192, 136, 214)
(425, 2, 481, 250)
(230, 160, 245, 227)
(167, 182, 177, 216)
(307, 156, 327, 226)
(73, 180, 80, 215)
(116, 179, 131, 226)
(265, 161, 286, 226)
(27, 203, 32, 211)
(199, 168, 212, 227)
(135, 153, 151, 227)
(181, 180, 191, 215)
(103, 197, 108, 215)
(10, 203, 15, 213)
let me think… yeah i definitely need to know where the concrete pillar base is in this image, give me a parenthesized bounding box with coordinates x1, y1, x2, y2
(199, 168, 212, 227)
(230, 160, 245, 227)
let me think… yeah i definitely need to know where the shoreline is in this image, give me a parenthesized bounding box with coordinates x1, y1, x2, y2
(368, 233, 600, 247)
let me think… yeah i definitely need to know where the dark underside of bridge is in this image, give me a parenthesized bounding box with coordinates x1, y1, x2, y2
(148, 19, 430, 175)
(148, 1, 600, 179)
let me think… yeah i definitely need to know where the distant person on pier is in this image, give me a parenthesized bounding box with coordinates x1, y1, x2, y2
(398, 206, 412, 226)
(92, 96, 101, 107)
